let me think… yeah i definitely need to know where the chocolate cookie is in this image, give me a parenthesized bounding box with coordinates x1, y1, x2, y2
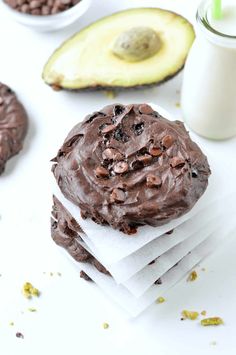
(52, 104, 210, 234)
(51, 196, 110, 275)
(0, 83, 28, 174)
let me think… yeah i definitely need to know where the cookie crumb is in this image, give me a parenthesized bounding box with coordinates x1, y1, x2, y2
(28, 307, 37, 312)
(22, 282, 40, 299)
(9, 321, 14, 326)
(187, 270, 198, 282)
(156, 296, 165, 304)
(103, 322, 109, 329)
(201, 317, 223, 326)
(16, 332, 24, 339)
(201, 268, 206, 272)
(182, 310, 199, 320)
(201, 310, 207, 316)
(57, 272, 62, 276)
(175, 102, 181, 108)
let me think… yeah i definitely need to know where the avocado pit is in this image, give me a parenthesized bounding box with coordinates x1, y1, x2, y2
(112, 26, 162, 62)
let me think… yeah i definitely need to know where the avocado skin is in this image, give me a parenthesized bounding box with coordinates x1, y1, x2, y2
(42, 8, 195, 92)
(47, 65, 184, 92)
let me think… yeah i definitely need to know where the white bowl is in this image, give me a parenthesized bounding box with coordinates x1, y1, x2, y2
(0, 0, 91, 32)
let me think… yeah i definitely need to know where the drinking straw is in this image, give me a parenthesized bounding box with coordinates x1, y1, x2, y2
(212, 0, 222, 19)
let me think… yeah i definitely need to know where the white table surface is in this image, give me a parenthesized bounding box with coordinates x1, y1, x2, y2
(0, 0, 236, 354)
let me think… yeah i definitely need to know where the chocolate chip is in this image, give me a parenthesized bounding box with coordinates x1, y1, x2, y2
(114, 128, 129, 142)
(152, 111, 161, 118)
(113, 105, 125, 116)
(70, 159, 79, 170)
(42, 5, 50, 14)
(16, 332, 24, 339)
(6, 87, 13, 94)
(131, 160, 143, 170)
(148, 260, 155, 265)
(110, 188, 126, 203)
(20, 3, 30, 12)
(139, 104, 153, 115)
(102, 148, 123, 161)
(113, 161, 128, 174)
(139, 147, 148, 155)
(6, 0, 17, 7)
(162, 135, 175, 149)
(86, 111, 105, 123)
(99, 123, 106, 132)
(137, 154, 152, 165)
(4, 0, 81, 15)
(170, 157, 185, 168)
(31, 8, 41, 14)
(51, 8, 62, 14)
(29, 0, 41, 9)
(80, 270, 92, 281)
(192, 170, 198, 178)
(101, 124, 116, 134)
(133, 122, 144, 136)
(95, 166, 109, 178)
(126, 225, 137, 235)
(166, 229, 174, 235)
(146, 174, 162, 188)
(114, 128, 123, 141)
(148, 146, 162, 157)
(154, 278, 162, 285)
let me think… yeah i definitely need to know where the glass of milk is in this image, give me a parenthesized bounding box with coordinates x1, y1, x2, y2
(181, 0, 236, 140)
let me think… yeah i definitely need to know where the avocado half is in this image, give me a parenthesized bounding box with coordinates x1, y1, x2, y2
(42, 8, 195, 91)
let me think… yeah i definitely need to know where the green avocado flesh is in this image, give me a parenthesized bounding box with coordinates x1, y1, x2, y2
(42, 8, 195, 90)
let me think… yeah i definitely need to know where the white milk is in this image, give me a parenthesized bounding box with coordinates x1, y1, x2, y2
(181, 0, 236, 140)
(210, 4, 236, 36)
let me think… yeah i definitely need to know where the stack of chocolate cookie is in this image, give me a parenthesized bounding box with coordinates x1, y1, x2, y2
(50, 103, 235, 316)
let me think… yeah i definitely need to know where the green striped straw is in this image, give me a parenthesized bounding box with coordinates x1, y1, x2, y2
(212, 0, 222, 19)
